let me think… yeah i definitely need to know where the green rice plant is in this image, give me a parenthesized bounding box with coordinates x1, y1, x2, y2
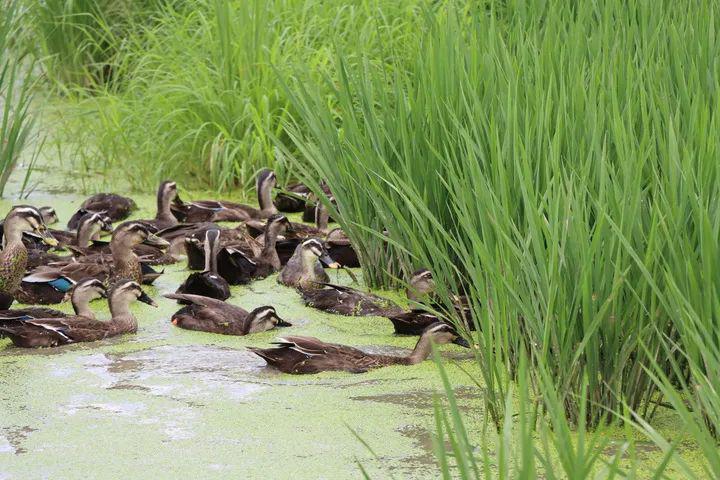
(282, 0, 720, 430)
(59, 0, 424, 191)
(24, 0, 165, 91)
(428, 351, 684, 479)
(0, 0, 37, 196)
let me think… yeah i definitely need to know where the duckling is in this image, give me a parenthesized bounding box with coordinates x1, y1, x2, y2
(136, 181, 180, 232)
(249, 322, 468, 374)
(20, 222, 169, 304)
(278, 238, 340, 288)
(164, 293, 292, 335)
(0, 279, 106, 321)
(171, 169, 278, 223)
(175, 229, 230, 301)
(0, 206, 58, 309)
(0, 279, 155, 348)
(66, 193, 137, 230)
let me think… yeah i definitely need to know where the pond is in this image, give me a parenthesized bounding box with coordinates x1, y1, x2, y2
(0, 163, 479, 478)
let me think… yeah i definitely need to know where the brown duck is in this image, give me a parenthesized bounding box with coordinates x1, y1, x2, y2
(249, 322, 469, 374)
(0, 278, 106, 322)
(165, 293, 291, 335)
(0, 279, 155, 348)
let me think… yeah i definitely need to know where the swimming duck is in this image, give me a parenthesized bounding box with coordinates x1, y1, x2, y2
(175, 229, 230, 301)
(20, 222, 169, 304)
(67, 193, 137, 230)
(164, 293, 292, 335)
(0, 279, 106, 321)
(171, 169, 278, 223)
(179, 223, 259, 270)
(249, 322, 468, 374)
(0, 206, 58, 309)
(300, 282, 404, 317)
(278, 238, 340, 288)
(0, 279, 155, 348)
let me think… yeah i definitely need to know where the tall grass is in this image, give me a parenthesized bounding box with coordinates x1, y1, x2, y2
(282, 0, 720, 453)
(56, 0, 423, 190)
(0, 0, 37, 196)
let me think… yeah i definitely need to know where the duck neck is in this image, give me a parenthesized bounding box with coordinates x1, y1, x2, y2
(2, 220, 24, 247)
(204, 239, 218, 273)
(402, 335, 435, 365)
(109, 298, 137, 332)
(260, 227, 280, 269)
(315, 204, 329, 231)
(75, 222, 99, 247)
(156, 190, 175, 222)
(257, 182, 276, 215)
(71, 296, 96, 320)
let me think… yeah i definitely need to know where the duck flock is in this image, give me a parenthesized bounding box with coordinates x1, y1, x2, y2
(0, 170, 469, 374)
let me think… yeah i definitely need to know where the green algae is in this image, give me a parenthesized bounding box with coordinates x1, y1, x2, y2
(0, 178, 710, 479)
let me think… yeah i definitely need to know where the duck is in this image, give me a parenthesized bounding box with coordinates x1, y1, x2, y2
(39, 206, 60, 225)
(164, 293, 292, 335)
(300, 282, 404, 317)
(0, 279, 155, 348)
(186, 214, 289, 285)
(19, 222, 169, 304)
(278, 238, 340, 288)
(0, 206, 58, 309)
(66, 193, 137, 230)
(387, 269, 474, 335)
(135, 181, 181, 232)
(171, 169, 278, 223)
(0, 279, 106, 321)
(175, 229, 230, 301)
(179, 223, 259, 270)
(249, 322, 469, 374)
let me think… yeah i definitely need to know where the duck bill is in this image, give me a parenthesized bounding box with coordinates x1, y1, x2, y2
(319, 253, 341, 269)
(144, 233, 170, 248)
(138, 291, 158, 307)
(452, 336, 470, 348)
(37, 229, 58, 247)
(275, 315, 293, 327)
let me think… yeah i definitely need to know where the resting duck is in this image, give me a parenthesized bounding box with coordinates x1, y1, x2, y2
(273, 182, 312, 212)
(20, 222, 168, 304)
(278, 238, 340, 288)
(171, 169, 278, 223)
(165, 293, 291, 335)
(67, 193, 137, 230)
(0, 279, 155, 348)
(249, 322, 468, 374)
(175, 229, 230, 301)
(0, 206, 58, 309)
(0, 279, 106, 321)
(181, 223, 259, 270)
(39, 207, 59, 225)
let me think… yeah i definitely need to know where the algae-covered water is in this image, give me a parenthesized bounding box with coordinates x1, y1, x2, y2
(0, 166, 480, 479)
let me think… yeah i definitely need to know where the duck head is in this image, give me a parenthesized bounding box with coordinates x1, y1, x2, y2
(39, 206, 59, 225)
(112, 222, 170, 250)
(248, 306, 292, 331)
(3, 206, 57, 246)
(422, 322, 469, 348)
(406, 268, 436, 302)
(256, 169, 278, 213)
(109, 279, 157, 309)
(301, 238, 340, 269)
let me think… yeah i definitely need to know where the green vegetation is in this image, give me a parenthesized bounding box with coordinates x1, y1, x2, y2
(0, 0, 38, 197)
(18, 0, 720, 477)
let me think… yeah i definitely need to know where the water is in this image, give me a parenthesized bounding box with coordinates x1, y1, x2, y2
(0, 175, 479, 479)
